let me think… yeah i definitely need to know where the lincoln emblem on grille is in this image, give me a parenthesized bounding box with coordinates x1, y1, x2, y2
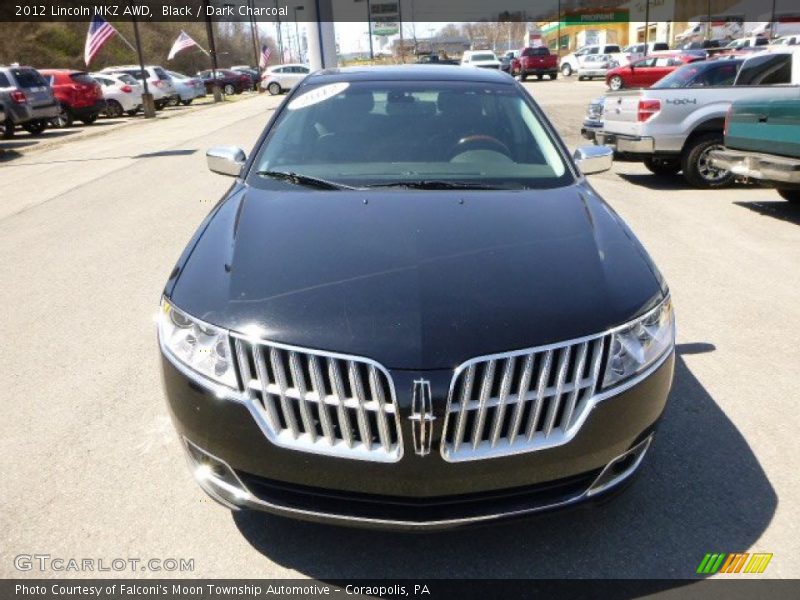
(409, 379, 436, 456)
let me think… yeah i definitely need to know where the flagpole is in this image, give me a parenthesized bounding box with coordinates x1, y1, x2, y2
(129, 8, 156, 119)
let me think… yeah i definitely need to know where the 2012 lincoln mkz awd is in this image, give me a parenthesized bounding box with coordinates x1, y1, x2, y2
(158, 66, 675, 529)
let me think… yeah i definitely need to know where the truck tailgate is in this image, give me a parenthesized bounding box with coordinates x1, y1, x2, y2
(600, 91, 643, 136)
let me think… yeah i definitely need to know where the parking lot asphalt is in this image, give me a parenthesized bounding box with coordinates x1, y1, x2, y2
(1, 77, 798, 580)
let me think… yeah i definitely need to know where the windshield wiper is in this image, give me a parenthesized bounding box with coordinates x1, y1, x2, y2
(366, 180, 506, 190)
(256, 170, 359, 190)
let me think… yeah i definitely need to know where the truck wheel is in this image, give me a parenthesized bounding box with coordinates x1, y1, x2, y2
(578, 75, 586, 81)
(80, 114, 98, 125)
(644, 156, 681, 176)
(22, 120, 47, 135)
(550, 72, 558, 80)
(681, 133, 735, 189)
(536, 74, 543, 80)
(608, 75, 623, 91)
(777, 189, 800, 204)
(520, 71, 528, 82)
(2, 119, 14, 138)
(561, 64, 572, 77)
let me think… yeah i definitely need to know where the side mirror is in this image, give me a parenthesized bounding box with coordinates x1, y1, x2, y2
(206, 146, 246, 177)
(573, 145, 613, 175)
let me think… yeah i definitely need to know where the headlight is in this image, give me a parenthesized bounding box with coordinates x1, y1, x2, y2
(158, 299, 237, 388)
(602, 297, 674, 389)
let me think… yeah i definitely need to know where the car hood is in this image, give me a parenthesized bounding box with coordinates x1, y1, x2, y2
(168, 182, 666, 370)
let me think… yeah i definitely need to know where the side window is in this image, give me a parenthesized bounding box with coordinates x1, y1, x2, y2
(736, 53, 792, 85)
(635, 58, 656, 68)
(587, 47, 599, 55)
(654, 58, 672, 67)
(0, 73, 10, 87)
(604, 45, 621, 53)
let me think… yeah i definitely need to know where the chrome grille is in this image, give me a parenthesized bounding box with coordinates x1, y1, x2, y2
(232, 337, 402, 462)
(441, 336, 606, 462)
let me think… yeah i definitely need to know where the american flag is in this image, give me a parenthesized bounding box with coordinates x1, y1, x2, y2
(259, 44, 272, 69)
(168, 31, 200, 61)
(84, 15, 117, 66)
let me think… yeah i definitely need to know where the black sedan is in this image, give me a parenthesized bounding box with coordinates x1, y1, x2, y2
(159, 66, 675, 529)
(197, 69, 251, 95)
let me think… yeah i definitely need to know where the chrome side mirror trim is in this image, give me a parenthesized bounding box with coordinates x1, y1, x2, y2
(573, 145, 614, 175)
(206, 146, 246, 177)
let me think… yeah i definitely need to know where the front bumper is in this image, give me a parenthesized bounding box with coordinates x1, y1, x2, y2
(595, 132, 655, 154)
(162, 349, 674, 529)
(709, 148, 800, 185)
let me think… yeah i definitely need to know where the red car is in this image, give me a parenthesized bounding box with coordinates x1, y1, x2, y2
(510, 46, 559, 81)
(605, 53, 704, 91)
(38, 69, 105, 128)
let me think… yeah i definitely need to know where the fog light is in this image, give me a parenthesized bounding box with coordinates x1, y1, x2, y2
(183, 438, 251, 508)
(586, 434, 653, 497)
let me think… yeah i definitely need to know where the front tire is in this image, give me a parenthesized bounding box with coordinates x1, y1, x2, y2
(681, 133, 735, 189)
(223, 84, 235, 96)
(22, 119, 47, 135)
(80, 114, 98, 125)
(561, 63, 572, 77)
(267, 82, 281, 95)
(608, 75, 623, 91)
(777, 189, 800, 203)
(644, 156, 681, 176)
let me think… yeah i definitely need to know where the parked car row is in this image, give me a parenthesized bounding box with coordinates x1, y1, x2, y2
(1, 62, 278, 139)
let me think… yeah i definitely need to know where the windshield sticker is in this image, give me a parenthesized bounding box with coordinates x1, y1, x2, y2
(288, 82, 350, 110)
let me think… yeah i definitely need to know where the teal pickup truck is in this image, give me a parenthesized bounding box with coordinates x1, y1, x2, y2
(710, 97, 800, 203)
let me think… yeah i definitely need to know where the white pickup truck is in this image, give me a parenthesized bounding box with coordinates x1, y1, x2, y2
(596, 48, 800, 187)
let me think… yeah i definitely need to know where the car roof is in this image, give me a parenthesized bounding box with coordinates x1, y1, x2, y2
(307, 65, 512, 84)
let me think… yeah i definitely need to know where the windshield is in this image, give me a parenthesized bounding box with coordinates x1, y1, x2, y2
(652, 60, 742, 88)
(249, 80, 572, 190)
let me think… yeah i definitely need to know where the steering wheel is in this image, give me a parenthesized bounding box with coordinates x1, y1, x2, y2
(448, 135, 511, 160)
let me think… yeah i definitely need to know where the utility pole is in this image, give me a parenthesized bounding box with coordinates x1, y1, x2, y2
(203, 0, 223, 102)
(129, 10, 155, 118)
(770, 0, 777, 40)
(644, 0, 650, 56)
(366, 0, 374, 60)
(248, 0, 260, 69)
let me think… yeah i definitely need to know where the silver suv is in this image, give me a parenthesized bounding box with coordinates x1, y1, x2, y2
(0, 65, 58, 138)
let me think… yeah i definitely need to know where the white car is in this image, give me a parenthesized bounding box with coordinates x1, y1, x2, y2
(260, 64, 310, 95)
(726, 36, 770, 50)
(576, 54, 618, 80)
(773, 34, 800, 46)
(167, 71, 205, 105)
(460, 50, 502, 69)
(90, 72, 143, 117)
(100, 65, 177, 110)
(560, 44, 626, 77)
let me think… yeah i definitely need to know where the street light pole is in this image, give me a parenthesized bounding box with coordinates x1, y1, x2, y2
(644, 0, 650, 56)
(365, 0, 374, 60)
(274, 0, 285, 63)
(294, 6, 304, 62)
